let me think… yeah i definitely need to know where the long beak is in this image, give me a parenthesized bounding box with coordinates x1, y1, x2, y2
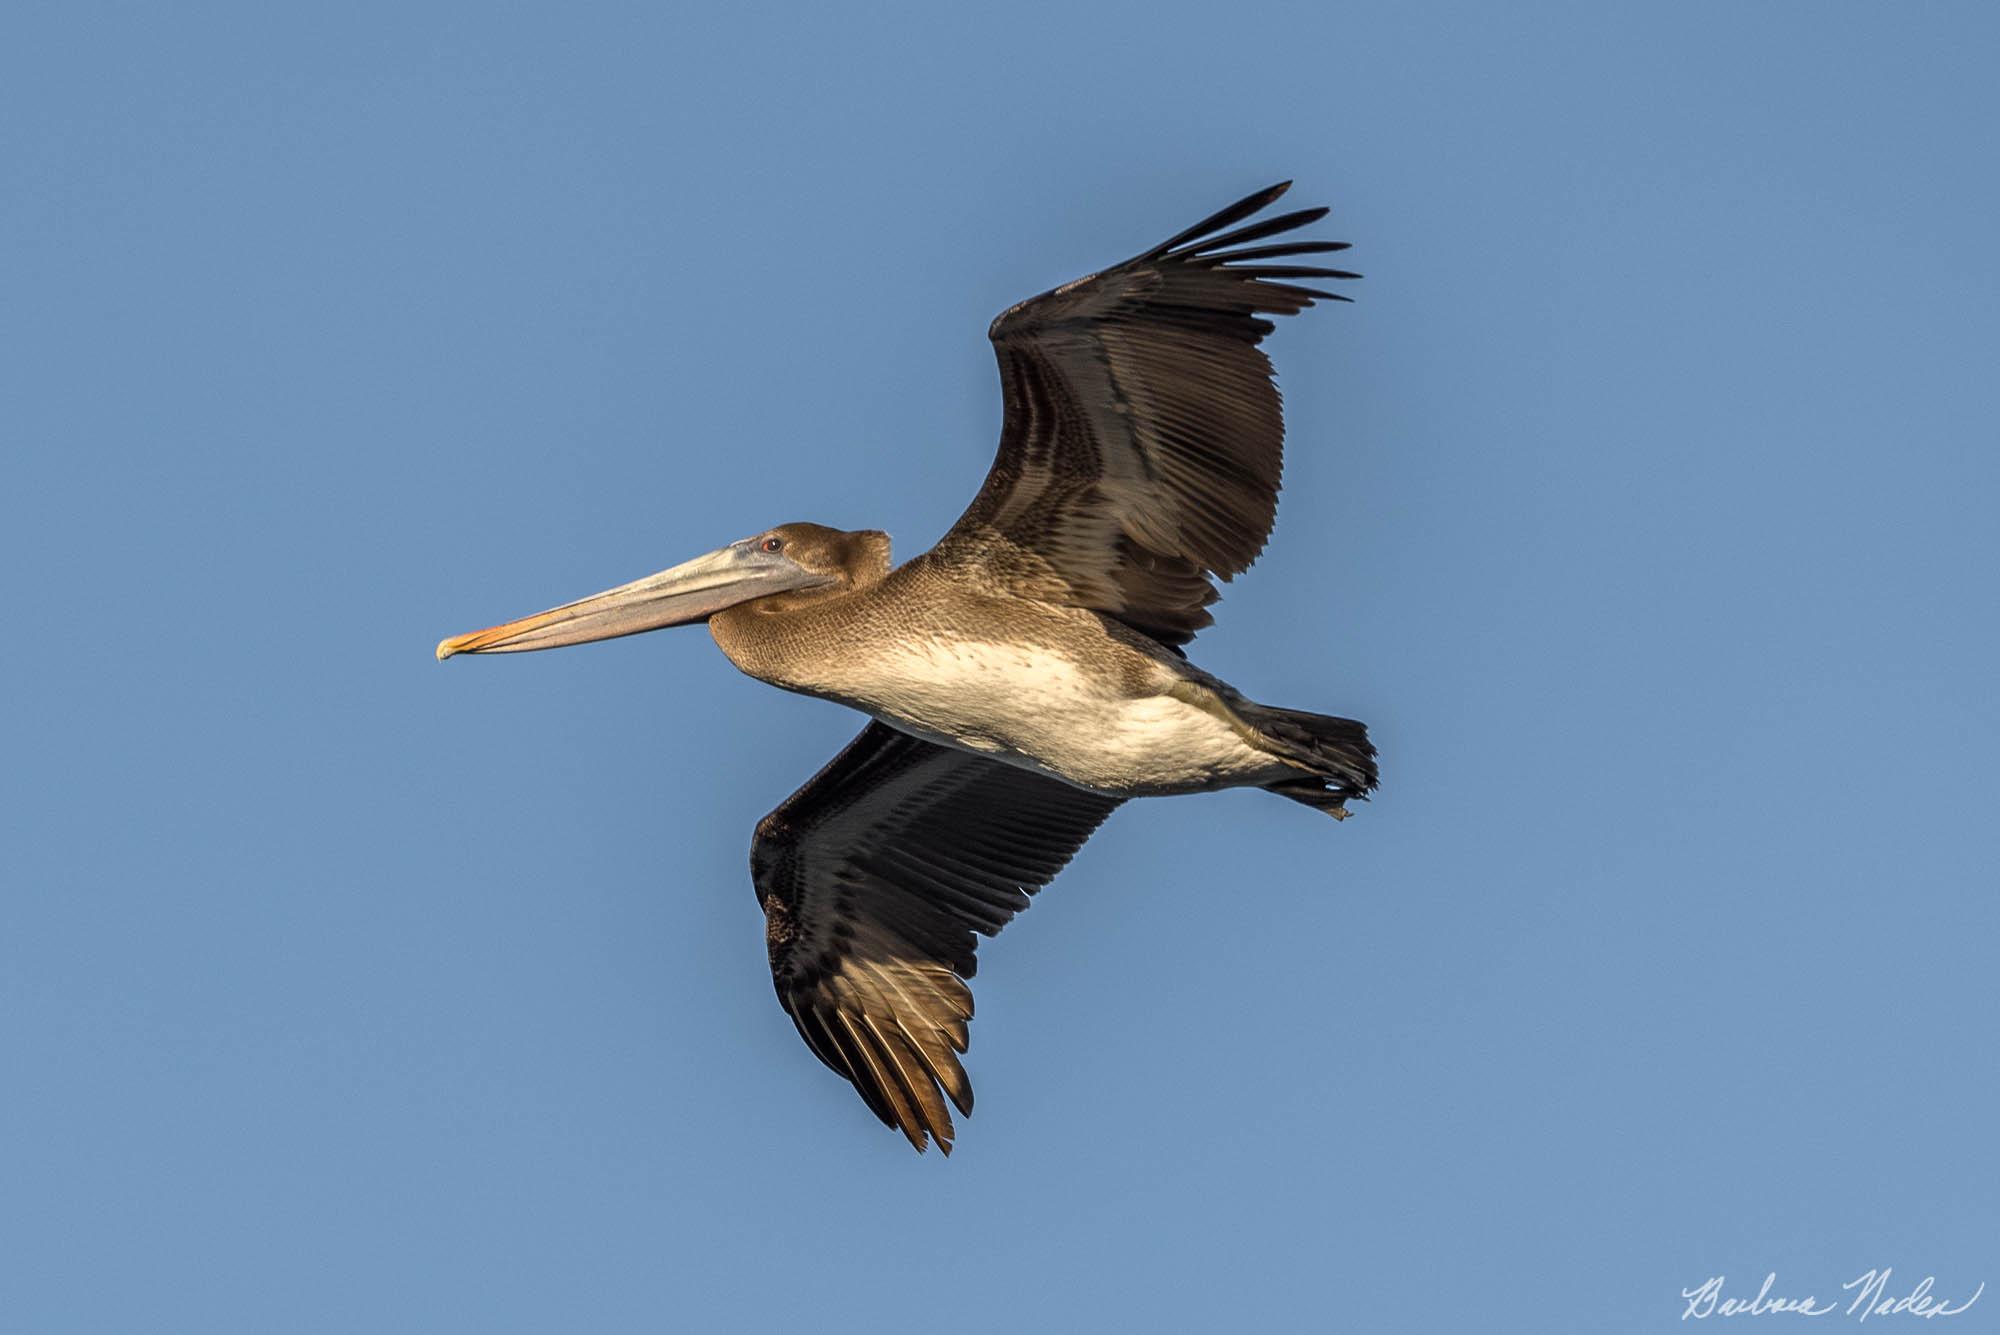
(436, 543, 823, 661)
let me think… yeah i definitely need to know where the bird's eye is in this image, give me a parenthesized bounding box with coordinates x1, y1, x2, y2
(761, 536, 785, 553)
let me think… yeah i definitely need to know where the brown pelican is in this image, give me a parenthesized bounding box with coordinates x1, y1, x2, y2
(437, 182, 1377, 1153)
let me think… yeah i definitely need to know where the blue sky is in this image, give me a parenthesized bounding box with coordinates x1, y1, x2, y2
(4, 3, 1997, 1331)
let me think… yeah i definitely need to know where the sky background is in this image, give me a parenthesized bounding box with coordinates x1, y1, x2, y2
(4, 3, 1997, 1331)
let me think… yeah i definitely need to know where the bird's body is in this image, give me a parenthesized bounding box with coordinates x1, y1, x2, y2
(438, 182, 1379, 1153)
(712, 555, 1293, 796)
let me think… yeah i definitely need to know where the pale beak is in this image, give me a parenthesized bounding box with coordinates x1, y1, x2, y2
(436, 543, 825, 661)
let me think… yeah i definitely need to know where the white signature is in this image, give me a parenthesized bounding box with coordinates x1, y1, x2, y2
(1682, 1271, 1984, 1321)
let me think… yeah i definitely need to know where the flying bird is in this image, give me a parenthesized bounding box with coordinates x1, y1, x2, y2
(437, 181, 1377, 1153)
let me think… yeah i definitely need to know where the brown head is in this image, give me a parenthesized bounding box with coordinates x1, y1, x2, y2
(747, 523, 891, 605)
(434, 522, 890, 660)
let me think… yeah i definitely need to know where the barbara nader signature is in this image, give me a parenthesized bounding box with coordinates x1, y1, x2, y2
(1682, 1270, 1983, 1321)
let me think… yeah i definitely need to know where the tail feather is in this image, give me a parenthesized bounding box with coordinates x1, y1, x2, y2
(1242, 703, 1379, 817)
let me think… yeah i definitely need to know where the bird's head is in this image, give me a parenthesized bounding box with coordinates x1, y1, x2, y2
(435, 522, 890, 660)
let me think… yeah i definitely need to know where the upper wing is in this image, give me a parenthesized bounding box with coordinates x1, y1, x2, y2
(933, 181, 1356, 645)
(751, 722, 1122, 1154)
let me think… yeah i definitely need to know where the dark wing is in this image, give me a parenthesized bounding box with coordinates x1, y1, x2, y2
(933, 181, 1356, 646)
(751, 722, 1122, 1154)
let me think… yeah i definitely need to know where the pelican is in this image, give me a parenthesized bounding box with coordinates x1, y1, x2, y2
(437, 182, 1378, 1153)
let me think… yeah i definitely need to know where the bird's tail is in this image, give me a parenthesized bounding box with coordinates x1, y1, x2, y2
(1242, 703, 1379, 818)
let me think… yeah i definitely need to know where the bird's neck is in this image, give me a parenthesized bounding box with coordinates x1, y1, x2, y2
(709, 593, 859, 695)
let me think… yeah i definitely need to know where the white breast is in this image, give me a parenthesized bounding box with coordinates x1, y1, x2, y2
(844, 638, 1278, 796)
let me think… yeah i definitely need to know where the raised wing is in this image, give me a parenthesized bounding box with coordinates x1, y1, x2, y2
(934, 181, 1356, 645)
(751, 722, 1122, 1154)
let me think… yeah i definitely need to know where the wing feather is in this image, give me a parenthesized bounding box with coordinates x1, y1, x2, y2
(934, 181, 1355, 645)
(753, 723, 1121, 1154)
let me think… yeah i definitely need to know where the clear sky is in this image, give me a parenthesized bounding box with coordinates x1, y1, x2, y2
(4, 3, 1996, 1331)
